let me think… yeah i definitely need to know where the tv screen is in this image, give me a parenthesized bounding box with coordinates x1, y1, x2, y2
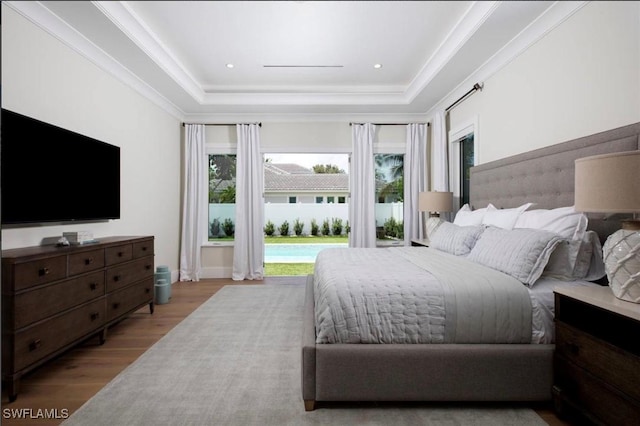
(1, 108, 120, 225)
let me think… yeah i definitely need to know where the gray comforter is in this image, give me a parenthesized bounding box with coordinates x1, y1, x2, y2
(313, 247, 532, 344)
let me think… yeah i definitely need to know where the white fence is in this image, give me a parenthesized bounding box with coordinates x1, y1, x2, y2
(209, 203, 403, 236)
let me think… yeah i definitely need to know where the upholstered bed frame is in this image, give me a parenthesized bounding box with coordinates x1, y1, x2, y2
(301, 122, 640, 411)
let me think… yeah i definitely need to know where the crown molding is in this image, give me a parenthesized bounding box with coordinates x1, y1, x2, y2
(94, 1, 204, 103)
(4, 1, 185, 120)
(425, 1, 588, 117)
(405, 1, 500, 103)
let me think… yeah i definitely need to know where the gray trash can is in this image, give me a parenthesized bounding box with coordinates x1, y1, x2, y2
(155, 278, 170, 305)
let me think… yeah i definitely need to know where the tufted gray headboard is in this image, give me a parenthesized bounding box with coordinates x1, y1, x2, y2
(469, 121, 640, 242)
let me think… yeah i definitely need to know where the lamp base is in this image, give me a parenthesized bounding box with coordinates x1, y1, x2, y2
(603, 221, 640, 303)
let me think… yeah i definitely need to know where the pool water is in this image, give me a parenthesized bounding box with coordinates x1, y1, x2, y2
(264, 243, 348, 263)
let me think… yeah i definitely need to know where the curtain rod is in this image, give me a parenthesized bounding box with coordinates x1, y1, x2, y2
(445, 82, 484, 113)
(182, 122, 262, 127)
(349, 122, 430, 126)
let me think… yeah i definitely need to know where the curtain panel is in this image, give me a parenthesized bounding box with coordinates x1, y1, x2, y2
(232, 124, 264, 280)
(432, 110, 449, 192)
(179, 124, 207, 281)
(404, 123, 428, 245)
(349, 123, 377, 248)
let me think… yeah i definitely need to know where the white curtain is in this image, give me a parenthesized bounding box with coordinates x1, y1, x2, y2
(179, 124, 207, 282)
(432, 110, 449, 192)
(349, 123, 376, 248)
(232, 124, 264, 280)
(404, 124, 428, 245)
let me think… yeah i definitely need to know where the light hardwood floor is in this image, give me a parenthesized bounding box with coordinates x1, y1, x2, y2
(1, 276, 570, 425)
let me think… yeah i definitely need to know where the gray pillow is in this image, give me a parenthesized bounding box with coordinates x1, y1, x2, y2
(430, 222, 484, 256)
(467, 227, 562, 286)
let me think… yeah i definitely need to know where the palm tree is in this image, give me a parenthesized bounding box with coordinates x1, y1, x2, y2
(375, 154, 404, 202)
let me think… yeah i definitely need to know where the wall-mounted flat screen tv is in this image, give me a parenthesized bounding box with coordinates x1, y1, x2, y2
(1, 108, 120, 226)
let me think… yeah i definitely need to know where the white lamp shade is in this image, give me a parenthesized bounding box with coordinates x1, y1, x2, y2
(574, 150, 640, 213)
(419, 191, 453, 213)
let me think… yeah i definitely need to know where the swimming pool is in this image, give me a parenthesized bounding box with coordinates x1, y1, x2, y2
(264, 243, 348, 263)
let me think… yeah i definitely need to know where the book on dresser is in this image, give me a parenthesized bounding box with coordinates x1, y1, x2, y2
(1, 236, 155, 402)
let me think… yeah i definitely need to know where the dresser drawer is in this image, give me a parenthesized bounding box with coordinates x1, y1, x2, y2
(132, 240, 153, 258)
(555, 355, 640, 425)
(106, 278, 153, 322)
(106, 258, 154, 292)
(13, 256, 67, 291)
(68, 249, 105, 276)
(14, 271, 105, 329)
(556, 322, 640, 402)
(105, 244, 133, 266)
(14, 298, 105, 371)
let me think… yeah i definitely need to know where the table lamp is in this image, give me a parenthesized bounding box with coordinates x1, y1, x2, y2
(574, 150, 640, 303)
(419, 191, 453, 238)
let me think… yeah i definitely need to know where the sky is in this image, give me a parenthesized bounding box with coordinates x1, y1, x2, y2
(265, 153, 350, 172)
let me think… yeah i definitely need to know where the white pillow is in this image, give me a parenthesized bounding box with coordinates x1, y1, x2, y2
(514, 206, 588, 241)
(453, 204, 487, 226)
(467, 226, 562, 286)
(426, 217, 444, 240)
(430, 222, 485, 257)
(481, 203, 533, 230)
(543, 237, 592, 281)
(584, 231, 606, 282)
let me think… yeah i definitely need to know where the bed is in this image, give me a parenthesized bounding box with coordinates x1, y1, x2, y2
(301, 121, 640, 411)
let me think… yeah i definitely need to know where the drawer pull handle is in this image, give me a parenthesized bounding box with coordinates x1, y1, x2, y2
(90, 312, 100, 321)
(142, 246, 147, 251)
(113, 302, 120, 309)
(118, 252, 123, 257)
(565, 342, 580, 355)
(89, 282, 98, 290)
(85, 258, 94, 265)
(29, 339, 42, 352)
(38, 267, 50, 276)
(113, 275, 121, 282)
(145, 288, 151, 294)
(145, 265, 152, 270)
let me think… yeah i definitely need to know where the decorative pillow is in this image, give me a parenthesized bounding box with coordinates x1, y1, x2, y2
(515, 206, 588, 241)
(453, 204, 487, 226)
(584, 231, 606, 282)
(430, 222, 485, 257)
(426, 217, 444, 240)
(467, 226, 562, 286)
(543, 237, 593, 281)
(481, 203, 533, 230)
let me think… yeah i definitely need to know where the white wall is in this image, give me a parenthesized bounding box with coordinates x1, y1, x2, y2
(1, 5, 182, 277)
(446, 1, 640, 164)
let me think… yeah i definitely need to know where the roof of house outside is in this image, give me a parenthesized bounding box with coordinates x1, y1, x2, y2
(264, 163, 348, 192)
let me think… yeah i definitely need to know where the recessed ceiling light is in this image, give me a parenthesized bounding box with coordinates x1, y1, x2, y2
(373, 64, 382, 69)
(226, 63, 234, 69)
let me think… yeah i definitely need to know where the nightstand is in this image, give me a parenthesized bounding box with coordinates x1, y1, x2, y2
(410, 238, 430, 247)
(553, 286, 640, 425)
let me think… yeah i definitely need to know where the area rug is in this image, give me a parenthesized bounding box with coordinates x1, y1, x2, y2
(64, 284, 546, 425)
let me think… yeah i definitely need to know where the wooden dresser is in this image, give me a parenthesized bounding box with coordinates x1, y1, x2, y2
(2, 236, 155, 402)
(553, 285, 640, 425)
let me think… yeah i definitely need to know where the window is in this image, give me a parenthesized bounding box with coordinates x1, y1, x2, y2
(449, 116, 478, 211)
(459, 134, 474, 206)
(327, 196, 335, 204)
(209, 154, 236, 241)
(374, 154, 404, 243)
(338, 196, 346, 204)
(289, 196, 297, 204)
(315, 196, 324, 204)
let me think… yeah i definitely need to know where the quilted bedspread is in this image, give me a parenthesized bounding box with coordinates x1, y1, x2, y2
(313, 247, 532, 344)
